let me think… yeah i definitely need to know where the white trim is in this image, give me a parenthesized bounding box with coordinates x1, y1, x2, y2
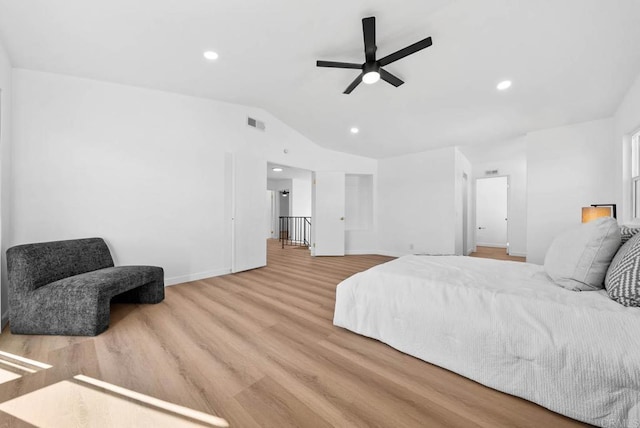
(633, 176, 640, 219)
(376, 250, 405, 258)
(508, 251, 527, 257)
(631, 130, 640, 219)
(345, 249, 377, 255)
(164, 268, 231, 287)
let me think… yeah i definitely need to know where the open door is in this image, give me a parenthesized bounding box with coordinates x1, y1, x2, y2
(232, 153, 267, 272)
(312, 171, 345, 256)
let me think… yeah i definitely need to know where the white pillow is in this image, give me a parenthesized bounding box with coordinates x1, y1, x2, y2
(544, 217, 621, 291)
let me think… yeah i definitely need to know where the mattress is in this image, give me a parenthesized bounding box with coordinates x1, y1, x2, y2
(333, 255, 640, 427)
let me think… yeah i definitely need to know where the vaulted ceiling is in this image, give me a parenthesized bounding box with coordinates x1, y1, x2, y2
(1, 0, 639, 158)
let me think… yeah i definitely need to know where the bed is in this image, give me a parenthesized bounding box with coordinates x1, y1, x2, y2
(333, 254, 640, 427)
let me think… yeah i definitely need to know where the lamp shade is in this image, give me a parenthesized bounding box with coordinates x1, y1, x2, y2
(582, 206, 612, 223)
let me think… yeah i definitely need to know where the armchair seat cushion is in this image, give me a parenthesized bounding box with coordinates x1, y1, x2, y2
(48, 266, 163, 299)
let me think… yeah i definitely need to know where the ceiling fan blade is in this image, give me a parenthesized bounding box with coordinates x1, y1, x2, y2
(380, 69, 404, 87)
(316, 60, 363, 69)
(378, 36, 433, 67)
(362, 17, 376, 63)
(343, 73, 364, 94)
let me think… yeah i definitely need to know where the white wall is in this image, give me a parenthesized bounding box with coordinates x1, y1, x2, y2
(526, 118, 615, 264)
(345, 174, 376, 255)
(10, 69, 376, 285)
(470, 138, 528, 257)
(345, 175, 374, 231)
(291, 177, 311, 217)
(614, 72, 640, 222)
(0, 40, 11, 326)
(378, 147, 457, 256)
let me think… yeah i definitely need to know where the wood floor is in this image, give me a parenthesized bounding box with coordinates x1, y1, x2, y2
(0, 240, 586, 427)
(470, 246, 526, 262)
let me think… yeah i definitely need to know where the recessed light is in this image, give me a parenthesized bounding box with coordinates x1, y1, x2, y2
(203, 51, 219, 61)
(350, 127, 359, 134)
(272, 167, 283, 172)
(497, 80, 512, 91)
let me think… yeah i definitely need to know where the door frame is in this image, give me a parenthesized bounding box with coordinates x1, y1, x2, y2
(462, 172, 469, 256)
(474, 175, 510, 253)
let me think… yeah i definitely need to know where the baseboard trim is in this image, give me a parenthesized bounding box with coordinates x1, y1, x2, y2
(376, 250, 407, 258)
(508, 251, 527, 258)
(165, 268, 231, 286)
(345, 249, 377, 255)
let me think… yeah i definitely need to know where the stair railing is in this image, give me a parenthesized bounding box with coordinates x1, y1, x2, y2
(279, 216, 311, 249)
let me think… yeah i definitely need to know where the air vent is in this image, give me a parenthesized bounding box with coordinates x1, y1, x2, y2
(247, 116, 266, 131)
(485, 169, 499, 176)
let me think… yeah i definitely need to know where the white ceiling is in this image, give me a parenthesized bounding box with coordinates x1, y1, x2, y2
(1, 0, 639, 159)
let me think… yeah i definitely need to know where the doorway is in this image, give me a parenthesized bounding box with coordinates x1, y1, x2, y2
(475, 176, 509, 251)
(267, 163, 312, 247)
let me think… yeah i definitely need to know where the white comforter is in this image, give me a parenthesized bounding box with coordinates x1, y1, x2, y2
(333, 255, 640, 427)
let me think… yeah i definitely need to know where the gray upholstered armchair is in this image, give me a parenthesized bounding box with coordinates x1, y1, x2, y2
(6, 237, 164, 336)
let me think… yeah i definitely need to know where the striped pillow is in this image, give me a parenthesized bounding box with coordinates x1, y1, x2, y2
(620, 225, 640, 245)
(605, 232, 640, 306)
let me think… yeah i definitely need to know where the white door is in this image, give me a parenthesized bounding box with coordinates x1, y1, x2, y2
(476, 176, 508, 247)
(312, 171, 345, 256)
(232, 153, 267, 272)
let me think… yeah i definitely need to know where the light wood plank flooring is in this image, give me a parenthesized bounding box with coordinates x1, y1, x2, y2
(0, 240, 585, 427)
(470, 246, 526, 262)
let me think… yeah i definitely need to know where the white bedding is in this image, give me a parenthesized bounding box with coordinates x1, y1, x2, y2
(333, 255, 640, 427)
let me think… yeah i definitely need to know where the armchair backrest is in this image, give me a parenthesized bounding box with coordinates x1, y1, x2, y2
(6, 238, 115, 294)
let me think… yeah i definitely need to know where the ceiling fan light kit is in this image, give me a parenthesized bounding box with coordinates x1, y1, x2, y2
(362, 62, 381, 84)
(316, 16, 433, 94)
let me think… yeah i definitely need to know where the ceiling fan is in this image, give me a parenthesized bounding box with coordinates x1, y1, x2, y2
(316, 16, 433, 94)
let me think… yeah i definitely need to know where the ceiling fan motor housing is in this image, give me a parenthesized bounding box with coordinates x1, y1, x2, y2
(363, 62, 379, 74)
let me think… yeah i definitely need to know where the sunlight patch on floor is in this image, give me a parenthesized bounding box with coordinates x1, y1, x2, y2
(0, 350, 51, 385)
(0, 375, 229, 427)
(0, 367, 20, 385)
